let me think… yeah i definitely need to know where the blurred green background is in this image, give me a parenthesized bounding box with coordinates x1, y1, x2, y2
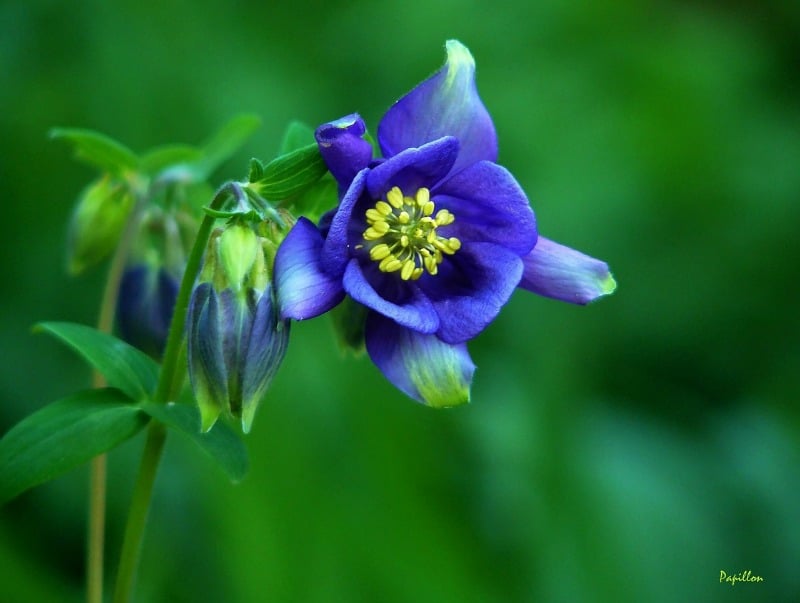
(2, 0, 799, 601)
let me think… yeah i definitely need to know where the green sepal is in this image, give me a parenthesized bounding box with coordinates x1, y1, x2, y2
(279, 121, 315, 154)
(0, 388, 149, 505)
(202, 207, 260, 221)
(35, 322, 159, 402)
(140, 402, 249, 483)
(247, 158, 265, 182)
(255, 143, 328, 200)
(50, 127, 139, 176)
(329, 296, 368, 354)
(281, 173, 338, 224)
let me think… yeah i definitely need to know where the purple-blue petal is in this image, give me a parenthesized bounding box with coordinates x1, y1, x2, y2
(186, 283, 228, 430)
(365, 312, 474, 408)
(518, 237, 617, 305)
(321, 168, 368, 275)
(343, 259, 439, 334)
(274, 217, 345, 321)
(315, 114, 373, 190)
(240, 288, 290, 432)
(377, 40, 497, 177)
(423, 242, 523, 344)
(433, 161, 537, 256)
(366, 136, 459, 200)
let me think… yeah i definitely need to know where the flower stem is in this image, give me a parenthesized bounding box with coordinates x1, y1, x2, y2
(87, 201, 143, 603)
(111, 183, 234, 603)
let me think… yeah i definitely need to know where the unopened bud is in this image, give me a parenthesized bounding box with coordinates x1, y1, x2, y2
(67, 176, 134, 274)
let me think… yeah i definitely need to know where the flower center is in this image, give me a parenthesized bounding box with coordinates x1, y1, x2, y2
(361, 186, 461, 281)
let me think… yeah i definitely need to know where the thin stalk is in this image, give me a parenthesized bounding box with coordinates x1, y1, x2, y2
(111, 183, 233, 603)
(87, 202, 143, 603)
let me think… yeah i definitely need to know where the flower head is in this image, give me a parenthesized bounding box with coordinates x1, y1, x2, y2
(187, 219, 289, 432)
(275, 40, 615, 406)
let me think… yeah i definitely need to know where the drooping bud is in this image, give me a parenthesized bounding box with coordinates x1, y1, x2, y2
(116, 208, 193, 359)
(67, 175, 135, 274)
(186, 219, 289, 433)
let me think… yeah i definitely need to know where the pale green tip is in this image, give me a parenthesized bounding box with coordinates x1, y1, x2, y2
(412, 363, 472, 409)
(198, 400, 222, 433)
(240, 401, 258, 435)
(444, 40, 475, 86)
(600, 273, 617, 297)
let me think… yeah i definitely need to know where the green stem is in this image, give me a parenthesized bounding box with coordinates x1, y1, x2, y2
(87, 201, 143, 603)
(111, 183, 234, 603)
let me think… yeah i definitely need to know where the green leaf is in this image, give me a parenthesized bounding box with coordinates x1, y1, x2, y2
(0, 388, 148, 505)
(279, 121, 315, 154)
(35, 322, 159, 401)
(50, 128, 139, 176)
(140, 402, 249, 482)
(195, 114, 262, 178)
(257, 143, 328, 200)
(139, 144, 204, 177)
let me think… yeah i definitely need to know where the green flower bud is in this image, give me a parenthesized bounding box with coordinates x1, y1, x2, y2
(67, 175, 135, 274)
(218, 222, 258, 291)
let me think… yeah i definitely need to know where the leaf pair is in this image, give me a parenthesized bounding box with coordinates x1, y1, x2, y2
(0, 322, 249, 506)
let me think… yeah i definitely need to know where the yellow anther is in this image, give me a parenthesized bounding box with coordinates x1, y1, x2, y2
(448, 237, 462, 251)
(411, 267, 424, 280)
(386, 187, 404, 208)
(424, 255, 439, 274)
(416, 187, 430, 206)
(365, 209, 384, 223)
(400, 259, 415, 281)
(369, 244, 391, 260)
(400, 234, 409, 247)
(398, 211, 410, 224)
(378, 255, 402, 272)
(375, 201, 393, 215)
(422, 201, 435, 216)
(435, 209, 454, 226)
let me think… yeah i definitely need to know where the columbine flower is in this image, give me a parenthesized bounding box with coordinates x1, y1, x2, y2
(186, 220, 289, 432)
(274, 40, 615, 407)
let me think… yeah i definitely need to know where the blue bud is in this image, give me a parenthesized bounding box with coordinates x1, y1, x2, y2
(186, 221, 289, 433)
(116, 263, 180, 359)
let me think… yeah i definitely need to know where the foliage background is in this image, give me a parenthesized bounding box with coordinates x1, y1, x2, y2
(1, 1, 799, 601)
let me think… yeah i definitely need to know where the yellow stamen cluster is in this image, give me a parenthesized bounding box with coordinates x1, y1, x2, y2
(362, 186, 461, 281)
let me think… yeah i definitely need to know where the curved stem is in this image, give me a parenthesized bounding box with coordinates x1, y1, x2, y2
(111, 183, 234, 603)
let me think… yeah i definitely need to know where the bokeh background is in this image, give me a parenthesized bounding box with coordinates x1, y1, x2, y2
(2, 1, 799, 601)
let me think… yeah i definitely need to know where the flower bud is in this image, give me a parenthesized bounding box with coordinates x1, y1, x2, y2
(186, 220, 289, 433)
(116, 208, 193, 359)
(67, 175, 135, 274)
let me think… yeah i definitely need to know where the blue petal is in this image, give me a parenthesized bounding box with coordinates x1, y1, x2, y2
(241, 288, 290, 433)
(365, 312, 474, 408)
(424, 242, 523, 344)
(274, 217, 345, 320)
(433, 161, 537, 256)
(343, 259, 439, 334)
(518, 237, 617, 304)
(366, 136, 458, 200)
(186, 284, 228, 431)
(377, 40, 497, 177)
(315, 114, 373, 190)
(321, 168, 368, 275)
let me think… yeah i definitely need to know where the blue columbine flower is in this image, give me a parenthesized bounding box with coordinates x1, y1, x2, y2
(274, 40, 615, 407)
